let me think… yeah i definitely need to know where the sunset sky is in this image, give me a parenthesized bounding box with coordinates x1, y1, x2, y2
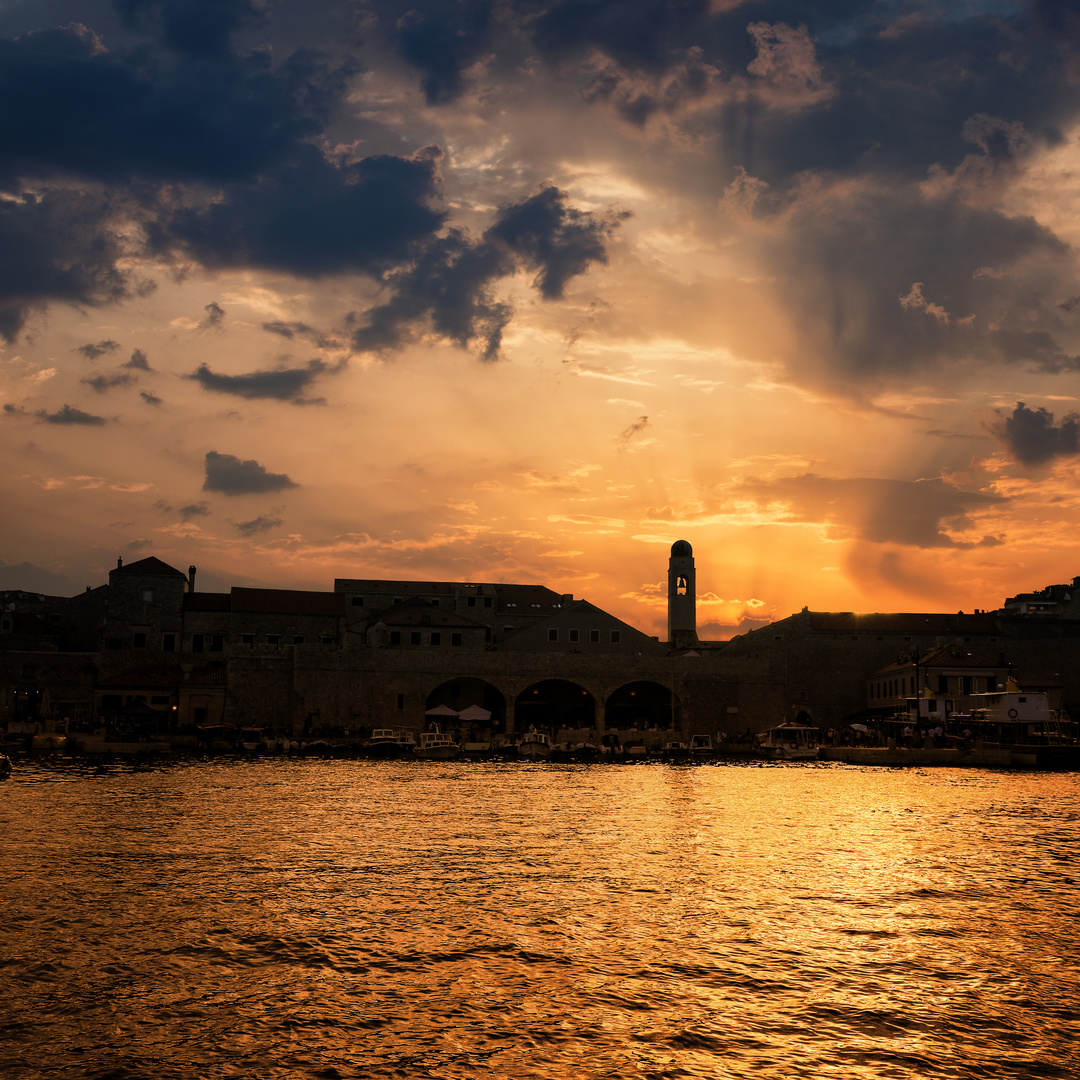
(3, 0, 1080, 639)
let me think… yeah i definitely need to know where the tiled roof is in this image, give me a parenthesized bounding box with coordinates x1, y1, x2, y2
(804, 611, 1000, 634)
(872, 644, 1006, 676)
(183, 592, 231, 612)
(230, 588, 345, 617)
(111, 556, 187, 578)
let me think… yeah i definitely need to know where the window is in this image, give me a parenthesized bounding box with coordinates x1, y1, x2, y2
(267, 634, 280, 646)
(548, 628, 559, 642)
(451, 632, 463, 646)
(133, 632, 147, 648)
(390, 631, 401, 645)
(432, 599, 440, 607)
(410, 631, 422, 645)
(1, 619, 10, 631)
(610, 630, 621, 644)
(320, 636, 335, 646)
(142, 590, 154, 602)
(290, 636, 303, 645)
(351, 596, 364, 607)
(467, 597, 476, 607)
(430, 632, 441, 646)
(151, 695, 170, 705)
(676, 575, 687, 596)
(569, 629, 579, 643)
(397, 693, 405, 709)
(210, 635, 224, 651)
(242, 634, 254, 646)
(484, 597, 492, 608)
(192, 634, 204, 653)
(162, 633, 176, 652)
(590, 629, 600, 643)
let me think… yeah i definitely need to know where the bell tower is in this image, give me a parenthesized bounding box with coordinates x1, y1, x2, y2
(667, 539, 697, 647)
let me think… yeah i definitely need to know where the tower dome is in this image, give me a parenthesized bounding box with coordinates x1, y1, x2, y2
(671, 540, 692, 557)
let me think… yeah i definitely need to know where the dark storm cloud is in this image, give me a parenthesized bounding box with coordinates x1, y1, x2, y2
(392, 1, 494, 104)
(735, 474, 1004, 549)
(486, 186, 629, 299)
(203, 451, 298, 495)
(991, 402, 1080, 467)
(153, 147, 447, 277)
(233, 513, 283, 536)
(0, 21, 349, 187)
(180, 501, 211, 520)
(36, 404, 108, 425)
(76, 339, 122, 360)
(115, 0, 266, 58)
(124, 348, 151, 370)
(352, 187, 625, 358)
(187, 360, 329, 404)
(83, 372, 135, 393)
(766, 185, 1072, 386)
(0, 188, 131, 342)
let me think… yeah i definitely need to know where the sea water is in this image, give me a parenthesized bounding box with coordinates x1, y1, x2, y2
(1, 757, 1077, 1079)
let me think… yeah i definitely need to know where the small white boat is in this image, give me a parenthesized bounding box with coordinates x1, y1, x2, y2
(414, 728, 461, 760)
(755, 723, 820, 760)
(516, 730, 552, 761)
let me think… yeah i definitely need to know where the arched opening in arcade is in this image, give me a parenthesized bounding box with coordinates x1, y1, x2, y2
(424, 679, 507, 736)
(514, 680, 595, 734)
(604, 681, 679, 731)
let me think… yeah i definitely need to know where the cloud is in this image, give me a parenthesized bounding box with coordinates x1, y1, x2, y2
(124, 348, 151, 370)
(180, 502, 211, 520)
(36, 404, 107, 425)
(199, 301, 225, 329)
(186, 360, 328, 404)
(233, 513, 283, 536)
(732, 473, 1005, 549)
(392, 2, 494, 105)
(0, 560, 78, 594)
(351, 186, 626, 359)
(76, 339, 122, 360)
(115, 0, 267, 59)
(83, 372, 135, 393)
(203, 450, 297, 495)
(154, 146, 448, 278)
(618, 415, 650, 444)
(140, 390, 162, 405)
(991, 401, 1080, 467)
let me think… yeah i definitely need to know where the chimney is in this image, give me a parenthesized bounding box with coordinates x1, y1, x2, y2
(188, 566, 197, 593)
(117, 556, 123, 569)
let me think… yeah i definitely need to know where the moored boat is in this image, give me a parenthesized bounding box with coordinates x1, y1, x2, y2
(689, 734, 715, 760)
(414, 728, 461, 760)
(364, 728, 410, 759)
(755, 723, 820, 760)
(516, 730, 552, 761)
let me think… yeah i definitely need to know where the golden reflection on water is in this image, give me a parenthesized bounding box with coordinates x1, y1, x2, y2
(1, 758, 1077, 1079)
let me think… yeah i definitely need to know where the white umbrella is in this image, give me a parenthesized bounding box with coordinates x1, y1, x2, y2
(425, 704, 459, 717)
(849, 723, 869, 732)
(457, 704, 491, 722)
